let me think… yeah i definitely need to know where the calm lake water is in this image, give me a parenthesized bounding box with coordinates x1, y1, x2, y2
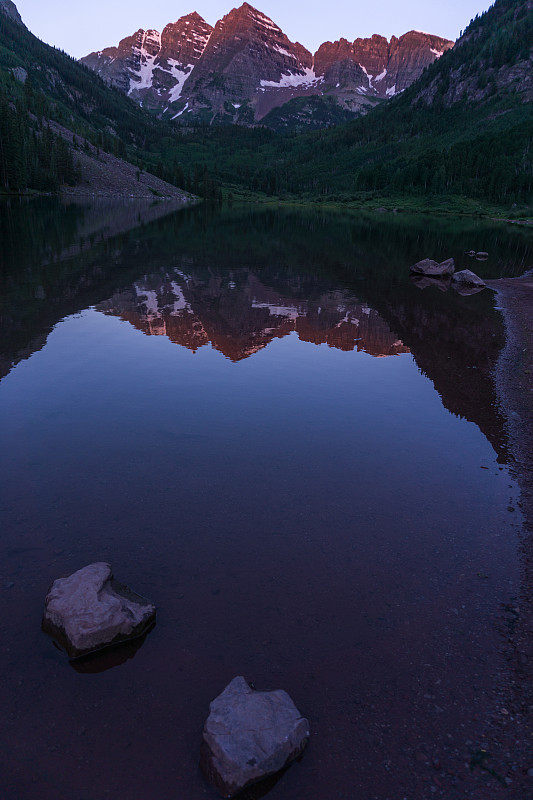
(1, 200, 532, 800)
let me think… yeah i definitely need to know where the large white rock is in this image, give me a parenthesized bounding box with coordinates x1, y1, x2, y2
(200, 676, 309, 797)
(42, 563, 156, 658)
(410, 257, 455, 277)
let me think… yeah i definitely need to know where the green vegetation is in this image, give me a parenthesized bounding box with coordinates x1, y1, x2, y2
(0, 0, 531, 211)
(0, 75, 80, 191)
(0, 11, 222, 196)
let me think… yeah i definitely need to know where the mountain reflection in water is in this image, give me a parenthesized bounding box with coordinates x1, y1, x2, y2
(0, 200, 530, 800)
(96, 270, 410, 360)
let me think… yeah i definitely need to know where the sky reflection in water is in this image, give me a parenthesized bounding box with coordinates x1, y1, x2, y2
(0, 201, 526, 800)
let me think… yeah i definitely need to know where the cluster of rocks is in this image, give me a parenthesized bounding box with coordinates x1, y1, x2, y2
(410, 257, 487, 296)
(42, 563, 309, 797)
(465, 250, 489, 260)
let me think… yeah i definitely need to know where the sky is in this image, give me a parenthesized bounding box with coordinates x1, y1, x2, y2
(15, 0, 495, 59)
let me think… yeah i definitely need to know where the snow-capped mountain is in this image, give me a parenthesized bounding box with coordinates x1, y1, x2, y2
(81, 12, 213, 111)
(81, 3, 453, 125)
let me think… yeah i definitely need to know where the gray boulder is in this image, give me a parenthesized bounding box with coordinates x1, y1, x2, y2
(200, 676, 309, 797)
(451, 269, 486, 296)
(410, 257, 455, 277)
(476, 251, 489, 259)
(42, 563, 156, 659)
(452, 269, 486, 287)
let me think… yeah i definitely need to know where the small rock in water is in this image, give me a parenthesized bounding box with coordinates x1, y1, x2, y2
(476, 251, 489, 259)
(42, 563, 156, 659)
(411, 275, 450, 292)
(451, 270, 486, 295)
(200, 676, 309, 797)
(410, 258, 455, 277)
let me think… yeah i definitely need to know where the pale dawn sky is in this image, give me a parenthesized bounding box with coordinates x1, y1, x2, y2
(15, 0, 495, 59)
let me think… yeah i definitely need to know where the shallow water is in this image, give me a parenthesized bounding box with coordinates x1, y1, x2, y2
(0, 200, 530, 799)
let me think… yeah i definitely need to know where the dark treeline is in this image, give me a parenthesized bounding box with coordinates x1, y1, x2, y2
(0, 0, 531, 205)
(0, 77, 79, 191)
(0, 10, 223, 197)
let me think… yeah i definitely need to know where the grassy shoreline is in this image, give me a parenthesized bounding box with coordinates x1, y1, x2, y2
(2, 187, 532, 226)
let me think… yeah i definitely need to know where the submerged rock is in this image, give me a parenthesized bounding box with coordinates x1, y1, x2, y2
(476, 251, 489, 259)
(200, 676, 309, 797)
(42, 563, 156, 659)
(410, 257, 455, 277)
(411, 275, 450, 292)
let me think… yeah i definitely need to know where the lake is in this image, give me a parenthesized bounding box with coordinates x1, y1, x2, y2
(1, 199, 532, 799)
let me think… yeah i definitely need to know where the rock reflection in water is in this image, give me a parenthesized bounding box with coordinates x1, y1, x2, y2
(96, 269, 410, 361)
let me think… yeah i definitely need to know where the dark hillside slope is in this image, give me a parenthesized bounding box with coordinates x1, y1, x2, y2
(261, 0, 533, 204)
(159, 0, 532, 207)
(0, 6, 196, 193)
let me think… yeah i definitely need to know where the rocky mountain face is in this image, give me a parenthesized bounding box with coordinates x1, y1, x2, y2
(315, 31, 452, 99)
(80, 2, 452, 126)
(0, 0, 23, 25)
(81, 13, 213, 110)
(411, 0, 533, 107)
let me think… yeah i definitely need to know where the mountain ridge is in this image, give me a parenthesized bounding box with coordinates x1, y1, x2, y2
(80, 3, 453, 126)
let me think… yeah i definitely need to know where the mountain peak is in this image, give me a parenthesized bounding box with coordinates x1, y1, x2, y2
(80, 4, 454, 126)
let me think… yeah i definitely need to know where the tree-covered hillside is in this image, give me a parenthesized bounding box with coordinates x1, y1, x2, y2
(0, 9, 220, 195)
(169, 0, 532, 206)
(0, 0, 532, 209)
(166, 0, 532, 206)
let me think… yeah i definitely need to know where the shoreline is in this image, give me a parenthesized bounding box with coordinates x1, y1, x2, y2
(481, 276, 533, 791)
(487, 276, 533, 530)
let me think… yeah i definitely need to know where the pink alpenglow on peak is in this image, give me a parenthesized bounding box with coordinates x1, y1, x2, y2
(80, 4, 453, 125)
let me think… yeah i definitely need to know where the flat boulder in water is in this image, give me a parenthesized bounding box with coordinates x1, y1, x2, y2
(42, 563, 156, 659)
(200, 676, 309, 797)
(410, 257, 455, 277)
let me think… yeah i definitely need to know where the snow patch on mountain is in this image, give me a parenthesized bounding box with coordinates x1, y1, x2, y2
(171, 102, 189, 119)
(260, 67, 321, 89)
(168, 65, 194, 102)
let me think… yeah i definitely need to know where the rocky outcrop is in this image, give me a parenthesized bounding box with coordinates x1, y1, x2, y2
(80, 3, 453, 125)
(200, 676, 309, 797)
(0, 0, 23, 25)
(412, 0, 533, 108)
(42, 563, 156, 659)
(315, 30, 453, 99)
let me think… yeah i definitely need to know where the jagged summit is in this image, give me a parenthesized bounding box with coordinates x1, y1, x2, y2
(80, 4, 453, 126)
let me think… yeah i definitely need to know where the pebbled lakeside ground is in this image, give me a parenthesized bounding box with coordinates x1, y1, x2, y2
(480, 275, 533, 793)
